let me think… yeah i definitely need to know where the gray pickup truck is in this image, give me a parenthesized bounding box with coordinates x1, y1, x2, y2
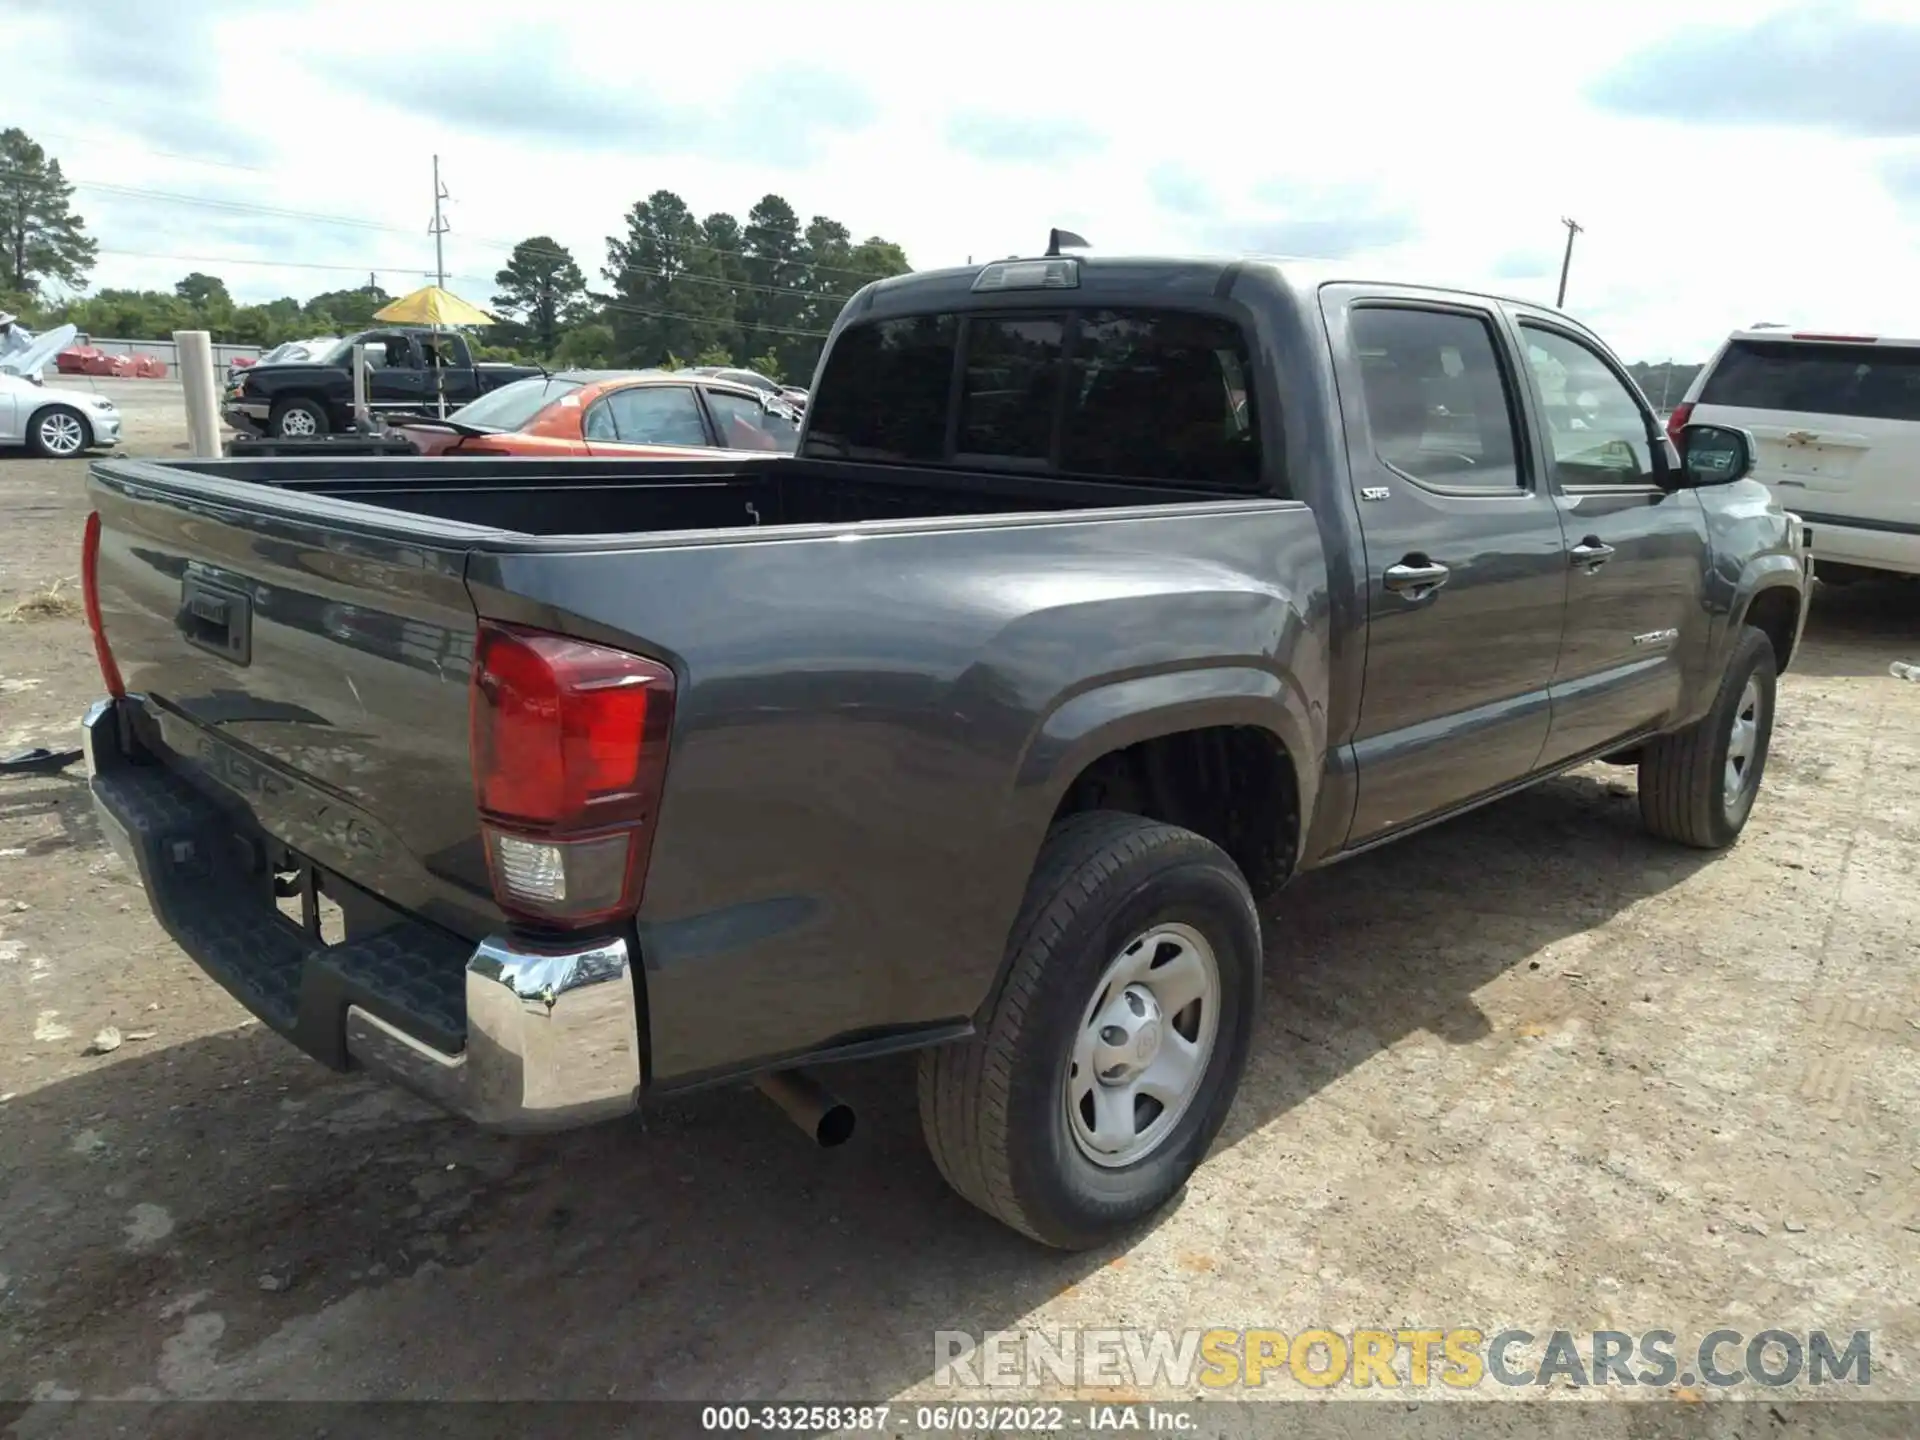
(80, 250, 1810, 1249)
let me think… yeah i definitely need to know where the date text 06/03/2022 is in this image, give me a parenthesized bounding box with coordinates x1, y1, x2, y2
(699, 1403, 1196, 1433)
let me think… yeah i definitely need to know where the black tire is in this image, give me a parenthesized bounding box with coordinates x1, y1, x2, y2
(270, 396, 329, 439)
(26, 404, 91, 459)
(1638, 627, 1777, 849)
(918, 811, 1261, 1250)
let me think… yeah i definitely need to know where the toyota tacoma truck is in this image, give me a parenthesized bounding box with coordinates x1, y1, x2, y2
(223, 326, 543, 439)
(80, 251, 1810, 1249)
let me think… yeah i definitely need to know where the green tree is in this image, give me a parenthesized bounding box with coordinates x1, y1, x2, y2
(0, 128, 97, 295)
(304, 284, 390, 329)
(492, 236, 587, 354)
(552, 321, 616, 369)
(175, 272, 232, 310)
(604, 190, 736, 366)
(740, 194, 806, 377)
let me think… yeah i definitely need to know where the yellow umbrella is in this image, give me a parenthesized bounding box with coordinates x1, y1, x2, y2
(371, 286, 496, 417)
(373, 285, 496, 327)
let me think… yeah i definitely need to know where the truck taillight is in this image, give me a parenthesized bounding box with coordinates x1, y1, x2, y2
(1664, 401, 1694, 448)
(81, 512, 125, 699)
(469, 621, 675, 927)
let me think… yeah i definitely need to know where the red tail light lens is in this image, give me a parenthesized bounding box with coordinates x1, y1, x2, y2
(81, 511, 125, 699)
(470, 622, 675, 926)
(1664, 401, 1694, 449)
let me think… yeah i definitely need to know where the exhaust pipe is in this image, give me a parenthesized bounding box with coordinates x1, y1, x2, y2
(755, 1068, 856, 1148)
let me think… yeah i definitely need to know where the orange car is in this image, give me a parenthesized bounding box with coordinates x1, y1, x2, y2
(388, 369, 803, 457)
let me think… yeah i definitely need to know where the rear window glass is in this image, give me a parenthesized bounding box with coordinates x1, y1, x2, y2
(805, 307, 1261, 487)
(803, 315, 957, 463)
(1699, 340, 1920, 422)
(957, 316, 1065, 466)
(450, 375, 583, 431)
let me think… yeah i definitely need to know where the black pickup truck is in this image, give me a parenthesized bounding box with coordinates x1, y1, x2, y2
(82, 251, 1810, 1249)
(223, 326, 543, 439)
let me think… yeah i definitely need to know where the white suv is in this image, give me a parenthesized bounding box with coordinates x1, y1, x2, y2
(1675, 329, 1920, 582)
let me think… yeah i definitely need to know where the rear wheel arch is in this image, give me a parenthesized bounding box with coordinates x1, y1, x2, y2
(1044, 715, 1304, 906)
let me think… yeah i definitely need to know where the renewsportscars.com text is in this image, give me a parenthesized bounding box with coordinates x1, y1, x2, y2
(934, 1327, 1872, 1391)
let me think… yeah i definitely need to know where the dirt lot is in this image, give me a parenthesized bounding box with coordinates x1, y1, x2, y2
(2, 429, 1917, 1423)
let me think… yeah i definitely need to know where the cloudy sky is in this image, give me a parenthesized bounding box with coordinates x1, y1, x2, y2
(11, 0, 1920, 361)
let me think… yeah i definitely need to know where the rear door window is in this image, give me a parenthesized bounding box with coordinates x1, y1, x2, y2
(804, 307, 1261, 487)
(1348, 307, 1524, 491)
(1700, 340, 1920, 422)
(593, 385, 710, 446)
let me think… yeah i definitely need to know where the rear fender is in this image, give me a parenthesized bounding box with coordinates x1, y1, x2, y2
(1014, 664, 1320, 838)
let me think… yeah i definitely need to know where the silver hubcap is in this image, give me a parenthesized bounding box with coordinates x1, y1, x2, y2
(1066, 922, 1220, 1168)
(280, 409, 317, 437)
(39, 413, 84, 455)
(1724, 676, 1761, 808)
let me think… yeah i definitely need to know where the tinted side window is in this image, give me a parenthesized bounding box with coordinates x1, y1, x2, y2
(803, 315, 956, 461)
(601, 386, 708, 447)
(1701, 340, 1920, 422)
(1349, 308, 1522, 491)
(1519, 325, 1655, 487)
(1063, 310, 1258, 487)
(707, 390, 793, 452)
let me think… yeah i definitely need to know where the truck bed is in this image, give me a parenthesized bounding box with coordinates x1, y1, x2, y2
(86, 452, 1323, 1085)
(129, 454, 1221, 537)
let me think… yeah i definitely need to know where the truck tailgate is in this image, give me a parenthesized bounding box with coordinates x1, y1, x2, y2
(89, 466, 498, 940)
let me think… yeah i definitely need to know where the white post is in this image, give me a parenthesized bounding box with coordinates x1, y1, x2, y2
(352, 343, 370, 431)
(174, 330, 222, 458)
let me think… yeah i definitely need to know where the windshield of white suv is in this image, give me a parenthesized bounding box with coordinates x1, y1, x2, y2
(1700, 340, 1920, 422)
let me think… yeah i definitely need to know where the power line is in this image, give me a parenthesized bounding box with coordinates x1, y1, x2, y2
(96, 248, 428, 276)
(87, 238, 855, 308)
(19, 126, 277, 175)
(77, 247, 834, 338)
(1, 164, 898, 282)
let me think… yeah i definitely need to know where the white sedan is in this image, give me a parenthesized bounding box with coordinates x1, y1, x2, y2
(0, 324, 122, 457)
(0, 371, 122, 457)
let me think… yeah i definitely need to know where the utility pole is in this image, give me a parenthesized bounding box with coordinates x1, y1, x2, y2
(428, 155, 452, 417)
(1555, 216, 1583, 309)
(429, 155, 450, 290)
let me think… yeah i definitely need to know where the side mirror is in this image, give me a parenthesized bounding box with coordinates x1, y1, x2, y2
(1679, 422, 1757, 487)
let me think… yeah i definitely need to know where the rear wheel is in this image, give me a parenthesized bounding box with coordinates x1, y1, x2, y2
(918, 811, 1261, 1249)
(1638, 626, 1776, 848)
(27, 405, 90, 458)
(270, 397, 329, 439)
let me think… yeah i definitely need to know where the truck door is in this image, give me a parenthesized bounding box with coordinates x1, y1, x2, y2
(1508, 317, 1713, 764)
(364, 333, 427, 412)
(1322, 290, 1571, 843)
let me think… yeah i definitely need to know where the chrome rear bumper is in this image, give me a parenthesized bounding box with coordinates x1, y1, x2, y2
(83, 698, 642, 1132)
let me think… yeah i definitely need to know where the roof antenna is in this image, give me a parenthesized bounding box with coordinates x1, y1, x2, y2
(1046, 228, 1089, 257)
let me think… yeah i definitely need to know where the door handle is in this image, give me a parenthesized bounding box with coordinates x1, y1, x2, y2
(1570, 538, 1616, 570)
(1383, 559, 1451, 597)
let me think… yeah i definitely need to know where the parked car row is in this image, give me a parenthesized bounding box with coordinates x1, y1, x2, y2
(387, 369, 804, 458)
(223, 326, 545, 438)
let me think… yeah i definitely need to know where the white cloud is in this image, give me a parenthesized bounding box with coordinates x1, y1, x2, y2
(10, 0, 1920, 360)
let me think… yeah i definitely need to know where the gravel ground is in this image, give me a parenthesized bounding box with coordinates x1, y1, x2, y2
(2, 425, 1917, 1426)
